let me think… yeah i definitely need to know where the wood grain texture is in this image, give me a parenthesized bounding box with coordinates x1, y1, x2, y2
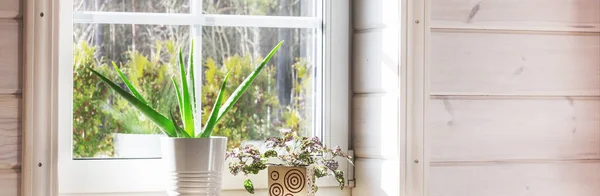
(0, 95, 20, 170)
(429, 97, 600, 162)
(353, 0, 399, 30)
(431, 0, 600, 31)
(0, 20, 21, 94)
(0, 0, 20, 19)
(352, 158, 400, 196)
(431, 31, 600, 96)
(353, 29, 399, 94)
(430, 161, 600, 196)
(0, 169, 19, 196)
(353, 94, 399, 159)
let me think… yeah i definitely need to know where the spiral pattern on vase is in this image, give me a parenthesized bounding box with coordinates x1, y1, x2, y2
(270, 171, 280, 181)
(269, 183, 284, 196)
(284, 169, 305, 193)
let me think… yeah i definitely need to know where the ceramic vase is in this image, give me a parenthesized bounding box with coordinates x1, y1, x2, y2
(161, 137, 227, 196)
(268, 166, 316, 196)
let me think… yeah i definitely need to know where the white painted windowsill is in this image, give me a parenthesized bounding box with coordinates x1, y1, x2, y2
(60, 187, 351, 196)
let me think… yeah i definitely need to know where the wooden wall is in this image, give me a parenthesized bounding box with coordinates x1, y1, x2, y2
(0, 0, 21, 195)
(352, 0, 401, 195)
(427, 0, 600, 195)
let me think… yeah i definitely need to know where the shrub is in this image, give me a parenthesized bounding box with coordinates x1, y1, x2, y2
(73, 42, 118, 157)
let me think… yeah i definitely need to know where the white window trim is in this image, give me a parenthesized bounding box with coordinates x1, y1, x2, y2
(22, 0, 350, 195)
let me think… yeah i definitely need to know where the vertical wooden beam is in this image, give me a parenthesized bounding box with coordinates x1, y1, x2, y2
(22, 0, 60, 195)
(405, 0, 427, 195)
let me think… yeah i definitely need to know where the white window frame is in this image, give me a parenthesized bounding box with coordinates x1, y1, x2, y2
(21, 0, 349, 194)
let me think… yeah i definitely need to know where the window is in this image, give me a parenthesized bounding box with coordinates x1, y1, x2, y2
(57, 0, 349, 194)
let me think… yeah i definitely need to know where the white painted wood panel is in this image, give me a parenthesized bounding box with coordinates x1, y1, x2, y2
(0, 169, 18, 196)
(430, 161, 600, 196)
(0, 95, 19, 169)
(0, 0, 20, 19)
(431, 31, 600, 96)
(0, 20, 20, 94)
(352, 158, 400, 196)
(353, 94, 399, 159)
(353, 0, 399, 30)
(429, 97, 600, 162)
(353, 29, 399, 94)
(431, 0, 600, 31)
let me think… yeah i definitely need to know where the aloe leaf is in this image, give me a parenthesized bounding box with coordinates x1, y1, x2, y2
(171, 77, 184, 120)
(188, 40, 196, 110)
(87, 67, 177, 137)
(170, 109, 190, 138)
(178, 48, 194, 137)
(200, 72, 230, 138)
(216, 41, 283, 122)
(112, 62, 149, 105)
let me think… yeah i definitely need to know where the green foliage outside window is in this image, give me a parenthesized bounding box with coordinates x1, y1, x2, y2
(73, 42, 118, 157)
(73, 41, 312, 157)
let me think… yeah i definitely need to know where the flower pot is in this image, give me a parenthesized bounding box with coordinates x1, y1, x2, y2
(113, 133, 164, 158)
(268, 166, 316, 196)
(161, 137, 228, 196)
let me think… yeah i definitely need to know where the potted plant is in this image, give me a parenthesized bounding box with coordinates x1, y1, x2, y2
(88, 40, 284, 195)
(226, 129, 353, 196)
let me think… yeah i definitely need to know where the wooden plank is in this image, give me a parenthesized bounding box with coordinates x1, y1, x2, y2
(431, 0, 600, 31)
(431, 31, 600, 95)
(0, 20, 21, 94)
(429, 98, 600, 162)
(352, 158, 400, 196)
(353, 0, 399, 30)
(353, 94, 399, 159)
(430, 162, 600, 196)
(0, 95, 20, 168)
(0, 0, 20, 19)
(0, 169, 19, 196)
(353, 29, 399, 94)
(430, 22, 600, 33)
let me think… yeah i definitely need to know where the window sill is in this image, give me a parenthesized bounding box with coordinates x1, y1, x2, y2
(60, 187, 352, 196)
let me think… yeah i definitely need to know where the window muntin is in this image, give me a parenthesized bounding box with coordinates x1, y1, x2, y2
(72, 2, 321, 158)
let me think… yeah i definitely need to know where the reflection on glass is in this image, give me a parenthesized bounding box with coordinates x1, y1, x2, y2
(74, 0, 190, 13)
(203, 0, 317, 17)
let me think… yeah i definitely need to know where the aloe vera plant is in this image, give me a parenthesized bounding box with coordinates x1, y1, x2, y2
(88, 41, 284, 138)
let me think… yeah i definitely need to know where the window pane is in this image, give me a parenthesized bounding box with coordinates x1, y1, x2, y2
(202, 27, 317, 149)
(73, 23, 189, 158)
(72, 24, 319, 158)
(74, 0, 190, 13)
(203, 0, 317, 17)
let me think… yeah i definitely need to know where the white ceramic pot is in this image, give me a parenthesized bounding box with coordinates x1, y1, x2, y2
(113, 133, 164, 158)
(161, 137, 228, 196)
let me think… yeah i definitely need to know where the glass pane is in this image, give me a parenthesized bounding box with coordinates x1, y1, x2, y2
(74, 0, 190, 13)
(73, 23, 189, 158)
(203, 0, 317, 17)
(201, 27, 318, 149)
